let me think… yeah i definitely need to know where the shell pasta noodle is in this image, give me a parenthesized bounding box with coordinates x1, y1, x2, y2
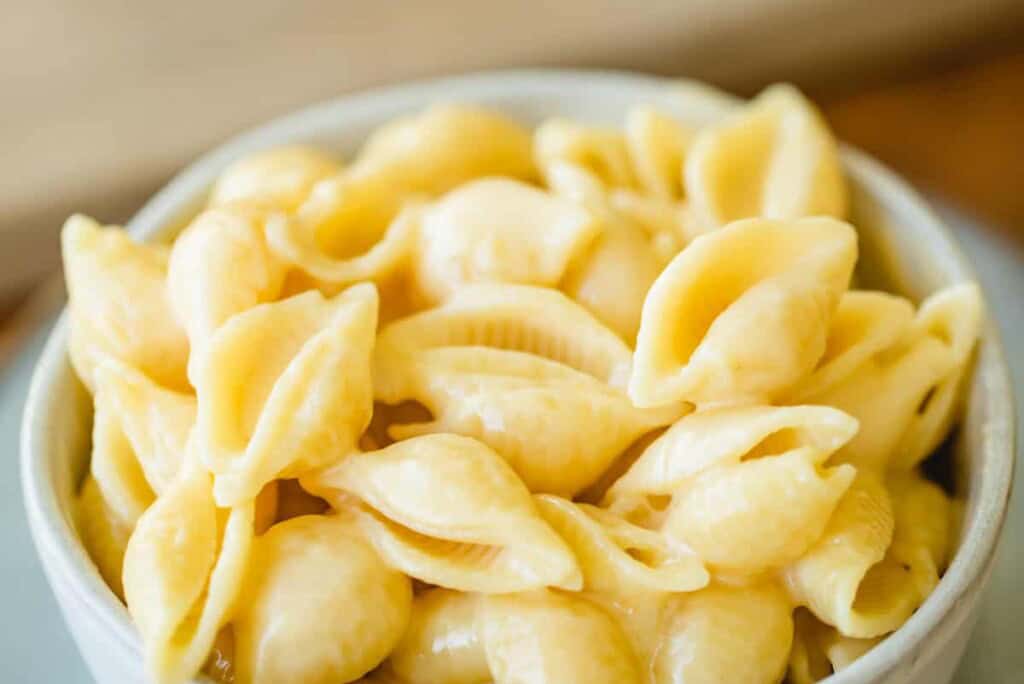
(63, 81, 983, 684)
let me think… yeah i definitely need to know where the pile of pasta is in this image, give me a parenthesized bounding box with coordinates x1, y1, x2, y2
(67, 84, 982, 684)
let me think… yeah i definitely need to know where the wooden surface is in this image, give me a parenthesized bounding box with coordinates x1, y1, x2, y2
(2, 45, 1022, 361)
(821, 49, 1024, 244)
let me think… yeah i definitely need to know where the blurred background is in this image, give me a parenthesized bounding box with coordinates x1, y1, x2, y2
(2, 0, 1023, 358)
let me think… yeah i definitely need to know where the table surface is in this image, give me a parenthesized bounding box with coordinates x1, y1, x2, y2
(820, 48, 1024, 246)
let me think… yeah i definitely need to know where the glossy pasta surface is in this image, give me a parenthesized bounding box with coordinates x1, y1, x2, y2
(66, 84, 981, 684)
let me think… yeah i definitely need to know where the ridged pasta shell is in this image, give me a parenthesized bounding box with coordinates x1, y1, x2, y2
(784, 473, 923, 638)
(893, 283, 982, 469)
(233, 515, 412, 684)
(194, 284, 377, 506)
(653, 583, 793, 684)
(685, 84, 847, 230)
(375, 283, 634, 388)
(411, 178, 600, 305)
(661, 447, 855, 574)
(481, 590, 643, 684)
(535, 494, 707, 593)
(208, 146, 341, 212)
(62, 215, 190, 393)
(804, 331, 955, 472)
(265, 203, 417, 293)
(301, 434, 582, 593)
(387, 589, 488, 684)
(267, 105, 534, 284)
(167, 207, 287, 380)
(788, 290, 916, 401)
(377, 347, 681, 496)
(630, 217, 857, 407)
(90, 360, 196, 524)
(798, 284, 980, 471)
(123, 464, 253, 684)
(605, 404, 858, 515)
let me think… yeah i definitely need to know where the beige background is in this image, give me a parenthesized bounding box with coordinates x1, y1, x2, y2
(3, 0, 1023, 299)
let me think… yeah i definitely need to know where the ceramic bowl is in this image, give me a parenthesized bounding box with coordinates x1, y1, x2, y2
(21, 70, 1016, 684)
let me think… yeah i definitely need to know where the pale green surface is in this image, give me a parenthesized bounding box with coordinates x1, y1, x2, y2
(0, 208, 1019, 682)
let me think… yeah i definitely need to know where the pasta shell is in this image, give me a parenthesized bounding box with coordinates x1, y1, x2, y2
(90, 360, 196, 525)
(378, 347, 680, 497)
(75, 475, 133, 600)
(804, 331, 955, 472)
(893, 283, 982, 469)
(357, 103, 536, 193)
(375, 283, 634, 388)
(535, 494, 708, 593)
(62, 215, 189, 393)
(194, 284, 377, 507)
(789, 606, 884, 684)
(300, 434, 582, 593)
(653, 583, 793, 684)
(784, 473, 922, 638)
(822, 632, 882, 673)
(605, 404, 858, 516)
(561, 215, 666, 343)
(481, 590, 643, 684)
(265, 202, 416, 293)
(411, 178, 600, 305)
(685, 84, 847, 230)
(267, 105, 534, 283)
(387, 589, 488, 684)
(535, 118, 637, 195)
(630, 217, 857, 407)
(123, 464, 253, 684)
(661, 448, 855, 574)
(166, 207, 287, 379)
(624, 105, 692, 201)
(788, 290, 916, 401)
(208, 146, 341, 212)
(233, 515, 412, 684)
(788, 609, 837, 684)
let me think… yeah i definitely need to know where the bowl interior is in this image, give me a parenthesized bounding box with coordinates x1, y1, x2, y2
(21, 70, 1015, 684)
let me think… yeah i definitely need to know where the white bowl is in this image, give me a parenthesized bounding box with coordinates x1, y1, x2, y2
(20, 70, 1015, 684)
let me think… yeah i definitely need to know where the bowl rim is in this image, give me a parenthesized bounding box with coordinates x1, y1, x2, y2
(20, 68, 1016, 684)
